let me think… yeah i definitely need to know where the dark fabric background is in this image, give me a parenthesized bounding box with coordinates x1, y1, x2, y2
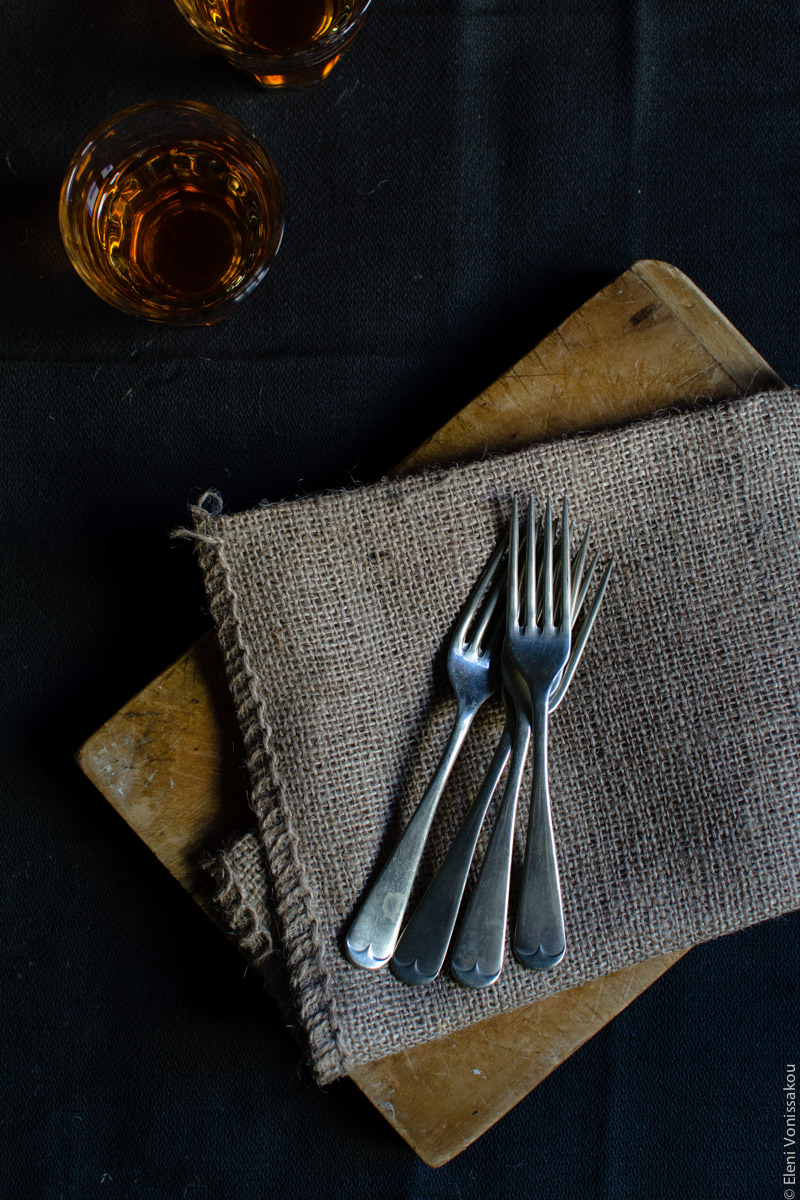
(1, 2, 798, 1197)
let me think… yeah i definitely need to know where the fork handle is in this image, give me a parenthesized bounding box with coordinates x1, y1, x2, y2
(450, 714, 531, 989)
(514, 698, 566, 969)
(391, 720, 514, 986)
(345, 704, 477, 970)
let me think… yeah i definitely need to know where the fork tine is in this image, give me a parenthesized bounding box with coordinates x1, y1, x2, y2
(553, 521, 576, 602)
(549, 555, 614, 711)
(534, 521, 545, 624)
(471, 573, 504, 653)
(525, 495, 537, 628)
(560, 497, 571, 630)
(452, 529, 507, 649)
(508, 496, 521, 629)
(543, 495, 554, 627)
(574, 548, 600, 620)
(570, 522, 590, 615)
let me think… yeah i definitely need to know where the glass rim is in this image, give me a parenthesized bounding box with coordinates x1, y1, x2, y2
(172, 0, 373, 65)
(60, 98, 276, 166)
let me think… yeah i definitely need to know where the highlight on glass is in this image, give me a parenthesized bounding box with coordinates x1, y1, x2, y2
(59, 100, 284, 325)
(172, 0, 372, 87)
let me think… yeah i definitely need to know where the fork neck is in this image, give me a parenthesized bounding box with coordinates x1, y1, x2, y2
(530, 696, 551, 762)
(454, 698, 482, 735)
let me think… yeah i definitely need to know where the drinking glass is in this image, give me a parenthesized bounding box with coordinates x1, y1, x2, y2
(172, 0, 372, 87)
(59, 100, 284, 325)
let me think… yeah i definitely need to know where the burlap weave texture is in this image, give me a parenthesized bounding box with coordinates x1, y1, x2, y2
(193, 390, 800, 1084)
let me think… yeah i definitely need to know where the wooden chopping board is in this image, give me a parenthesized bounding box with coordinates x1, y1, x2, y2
(77, 260, 785, 1167)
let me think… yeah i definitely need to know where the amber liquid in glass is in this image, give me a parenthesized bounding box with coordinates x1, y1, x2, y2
(201, 0, 349, 51)
(90, 140, 273, 319)
(175, 0, 362, 85)
(228, 0, 337, 50)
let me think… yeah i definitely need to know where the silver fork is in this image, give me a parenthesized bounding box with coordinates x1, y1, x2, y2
(450, 495, 572, 987)
(345, 531, 507, 970)
(391, 523, 602, 986)
(510, 494, 573, 971)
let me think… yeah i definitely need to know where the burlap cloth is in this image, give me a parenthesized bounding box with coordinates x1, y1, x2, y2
(189, 389, 800, 1085)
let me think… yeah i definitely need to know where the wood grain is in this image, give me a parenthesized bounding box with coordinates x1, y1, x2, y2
(77, 260, 785, 1166)
(396, 260, 782, 475)
(79, 632, 248, 909)
(354, 951, 686, 1166)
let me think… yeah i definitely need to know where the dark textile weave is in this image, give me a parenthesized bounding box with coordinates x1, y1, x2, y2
(5, 0, 800, 1192)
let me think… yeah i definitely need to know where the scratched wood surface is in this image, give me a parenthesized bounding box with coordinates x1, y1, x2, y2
(78, 261, 785, 1166)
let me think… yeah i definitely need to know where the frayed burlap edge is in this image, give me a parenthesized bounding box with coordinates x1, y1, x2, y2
(199, 831, 295, 1016)
(200, 839, 276, 974)
(186, 495, 351, 1085)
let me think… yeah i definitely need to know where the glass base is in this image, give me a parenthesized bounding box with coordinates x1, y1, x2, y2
(247, 53, 341, 87)
(220, 15, 368, 88)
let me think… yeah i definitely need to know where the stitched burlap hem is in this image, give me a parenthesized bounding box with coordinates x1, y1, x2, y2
(190, 389, 800, 1085)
